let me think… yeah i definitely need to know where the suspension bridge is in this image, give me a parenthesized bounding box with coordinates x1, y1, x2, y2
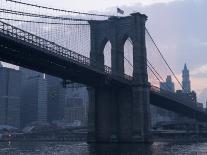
(0, 0, 206, 143)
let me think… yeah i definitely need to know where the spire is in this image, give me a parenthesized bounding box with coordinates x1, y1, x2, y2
(184, 63, 188, 71)
(182, 63, 191, 93)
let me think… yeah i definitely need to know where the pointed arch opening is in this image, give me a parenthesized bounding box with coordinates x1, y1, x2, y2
(124, 37, 133, 77)
(103, 41, 112, 68)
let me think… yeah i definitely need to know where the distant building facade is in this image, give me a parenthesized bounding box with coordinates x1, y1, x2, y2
(46, 75, 66, 122)
(160, 75, 175, 92)
(20, 68, 48, 128)
(151, 75, 177, 127)
(0, 65, 22, 128)
(64, 83, 88, 126)
(182, 63, 191, 93)
(176, 64, 197, 103)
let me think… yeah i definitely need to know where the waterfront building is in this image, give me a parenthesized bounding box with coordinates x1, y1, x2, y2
(64, 83, 88, 126)
(150, 105, 177, 128)
(0, 65, 22, 128)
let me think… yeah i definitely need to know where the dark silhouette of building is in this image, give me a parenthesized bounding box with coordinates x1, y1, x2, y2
(46, 75, 66, 122)
(160, 75, 175, 92)
(20, 68, 47, 128)
(176, 64, 197, 103)
(182, 63, 191, 93)
(0, 64, 22, 128)
(64, 83, 88, 126)
(151, 76, 177, 127)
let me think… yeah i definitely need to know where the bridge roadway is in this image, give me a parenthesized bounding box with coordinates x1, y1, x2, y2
(0, 21, 133, 87)
(150, 86, 207, 122)
(0, 20, 207, 122)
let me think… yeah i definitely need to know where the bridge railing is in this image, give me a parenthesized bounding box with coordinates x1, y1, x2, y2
(0, 20, 133, 82)
(0, 21, 91, 65)
(150, 85, 204, 113)
(104, 66, 112, 74)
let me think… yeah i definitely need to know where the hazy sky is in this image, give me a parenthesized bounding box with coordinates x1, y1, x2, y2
(23, 0, 179, 12)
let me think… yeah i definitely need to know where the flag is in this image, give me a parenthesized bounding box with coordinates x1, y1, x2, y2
(117, 8, 124, 14)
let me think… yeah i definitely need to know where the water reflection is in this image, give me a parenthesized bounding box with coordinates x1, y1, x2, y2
(89, 143, 152, 155)
(0, 141, 207, 154)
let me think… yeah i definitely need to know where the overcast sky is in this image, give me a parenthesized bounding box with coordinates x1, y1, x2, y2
(22, 0, 180, 12)
(2, 0, 207, 103)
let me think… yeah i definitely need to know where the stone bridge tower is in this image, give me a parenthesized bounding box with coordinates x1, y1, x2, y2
(87, 13, 151, 143)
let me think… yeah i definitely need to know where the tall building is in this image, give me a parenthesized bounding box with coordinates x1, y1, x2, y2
(182, 63, 191, 93)
(176, 63, 197, 103)
(46, 75, 66, 122)
(64, 83, 88, 126)
(151, 75, 177, 127)
(160, 75, 175, 92)
(20, 68, 48, 127)
(177, 64, 202, 115)
(0, 66, 22, 128)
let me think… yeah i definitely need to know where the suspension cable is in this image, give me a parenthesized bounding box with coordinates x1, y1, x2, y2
(147, 59, 165, 82)
(145, 28, 183, 89)
(128, 37, 172, 90)
(123, 44, 166, 86)
(147, 64, 162, 84)
(147, 64, 172, 91)
(6, 0, 113, 17)
(0, 8, 90, 22)
(0, 17, 89, 26)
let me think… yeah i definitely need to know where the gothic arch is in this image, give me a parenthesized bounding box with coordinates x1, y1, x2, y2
(99, 38, 112, 67)
(122, 36, 134, 76)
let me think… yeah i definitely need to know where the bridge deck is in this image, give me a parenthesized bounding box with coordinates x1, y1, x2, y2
(0, 21, 133, 87)
(150, 86, 207, 122)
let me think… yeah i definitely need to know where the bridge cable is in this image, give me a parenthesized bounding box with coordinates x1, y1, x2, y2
(0, 8, 90, 22)
(127, 38, 172, 90)
(5, 0, 113, 18)
(145, 28, 183, 89)
(0, 17, 89, 26)
(128, 38, 165, 81)
(147, 59, 166, 83)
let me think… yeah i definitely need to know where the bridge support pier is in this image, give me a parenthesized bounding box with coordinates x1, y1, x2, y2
(87, 85, 151, 143)
(87, 12, 151, 143)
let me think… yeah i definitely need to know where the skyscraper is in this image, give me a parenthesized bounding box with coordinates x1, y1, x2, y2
(182, 63, 191, 93)
(64, 83, 88, 126)
(20, 68, 48, 127)
(160, 75, 175, 92)
(0, 66, 22, 128)
(46, 75, 66, 122)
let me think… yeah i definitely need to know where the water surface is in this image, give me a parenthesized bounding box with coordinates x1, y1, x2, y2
(0, 141, 207, 155)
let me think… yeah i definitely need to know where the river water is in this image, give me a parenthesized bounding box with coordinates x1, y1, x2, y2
(0, 141, 207, 155)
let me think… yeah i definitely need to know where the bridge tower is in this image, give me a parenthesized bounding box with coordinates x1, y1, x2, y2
(87, 13, 151, 143)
